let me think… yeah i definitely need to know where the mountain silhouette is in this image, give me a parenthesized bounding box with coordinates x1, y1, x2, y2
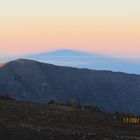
(0, 59, 140, 114)
(26, 49, 140, 74)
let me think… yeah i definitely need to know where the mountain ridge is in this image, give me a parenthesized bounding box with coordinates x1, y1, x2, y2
(0, 59, 140, 114)
(26, 49, 140, 74)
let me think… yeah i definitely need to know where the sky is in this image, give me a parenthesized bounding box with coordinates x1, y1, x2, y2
(0, 0, 140, 60)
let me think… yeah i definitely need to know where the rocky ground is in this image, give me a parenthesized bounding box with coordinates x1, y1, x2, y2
(0, 98, 140, 140)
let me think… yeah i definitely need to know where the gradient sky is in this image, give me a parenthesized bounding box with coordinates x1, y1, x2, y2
(0, 0, 140, 60)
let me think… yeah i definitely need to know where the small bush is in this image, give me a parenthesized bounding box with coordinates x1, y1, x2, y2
(67, 97, 78, 105)
(0, 95, 15, 101)
(67, 97, 82, 108)
(84, 105, 101, 112)
(48, 99, 58, 105)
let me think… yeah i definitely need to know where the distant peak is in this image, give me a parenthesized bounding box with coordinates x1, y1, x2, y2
(54, 49, 80, 52)
(4, 59, 39, 67)
(15, 58, 31, 62)
(44, 49, 93, 56)
(10, 58, 33, 64)
(51, 49, 89, 53)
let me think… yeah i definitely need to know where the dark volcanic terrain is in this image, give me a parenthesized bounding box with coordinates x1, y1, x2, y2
(0, 98, 140, 140)
(0, 59, 140, 114)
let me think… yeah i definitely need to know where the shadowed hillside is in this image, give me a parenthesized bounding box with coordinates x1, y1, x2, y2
(0, 59, 140, 114)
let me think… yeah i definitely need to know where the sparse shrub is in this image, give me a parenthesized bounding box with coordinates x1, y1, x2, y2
(47, 99, 58, 105)
(67, 97, 80, 108)
(84, 104, 101, 112)
(0, 95, 15, 101)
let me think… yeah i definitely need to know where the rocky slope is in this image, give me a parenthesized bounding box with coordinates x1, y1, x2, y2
(0, 98, 140, 140)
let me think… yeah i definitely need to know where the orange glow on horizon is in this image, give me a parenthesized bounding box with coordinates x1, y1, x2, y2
(0, 0, 140, 60)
